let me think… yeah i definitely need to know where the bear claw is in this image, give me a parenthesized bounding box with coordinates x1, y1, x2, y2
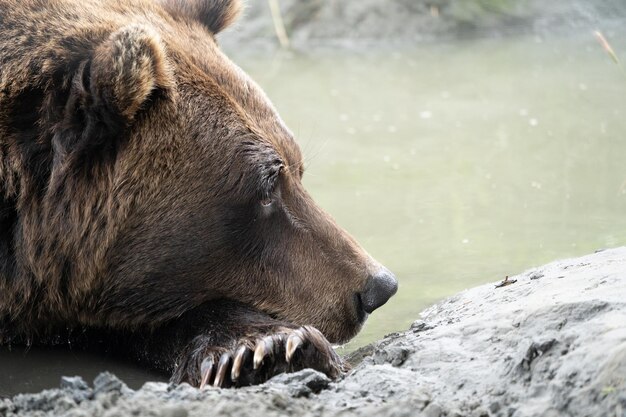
(199, 357, 215, 389)
(286, 331, 304, 362)
(195, 326, 345, 388)
(213, 352, 232, 387)
(231, 345, 252, 381)
(253, 336, 275, 370)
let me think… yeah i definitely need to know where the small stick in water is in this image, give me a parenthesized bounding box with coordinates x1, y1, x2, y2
(495, 275, 517, 289)
(268, 0, 290, 49)
(594, 31, 620, 65)
(594, 30, 626, 78)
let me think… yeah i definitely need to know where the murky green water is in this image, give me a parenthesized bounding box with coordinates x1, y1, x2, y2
(231, 31, 626, 352)
(2, 32, 625, 395)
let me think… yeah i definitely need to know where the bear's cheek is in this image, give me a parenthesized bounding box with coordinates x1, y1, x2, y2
(233, 192, 369, 340)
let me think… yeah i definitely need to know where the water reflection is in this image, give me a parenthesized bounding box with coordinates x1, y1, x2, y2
(0, 347, 165, 397)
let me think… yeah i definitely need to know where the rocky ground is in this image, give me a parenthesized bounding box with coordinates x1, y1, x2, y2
(219, 0, 626, 51)
(2, 247, 625, 417)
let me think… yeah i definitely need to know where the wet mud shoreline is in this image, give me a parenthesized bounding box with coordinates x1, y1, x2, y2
(219, 0, 626, 51)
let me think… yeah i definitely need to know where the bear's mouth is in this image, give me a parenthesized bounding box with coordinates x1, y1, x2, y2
(354, 293, 368, 324)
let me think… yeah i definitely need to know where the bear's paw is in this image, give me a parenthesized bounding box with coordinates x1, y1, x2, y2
(177, 326, 347, 388)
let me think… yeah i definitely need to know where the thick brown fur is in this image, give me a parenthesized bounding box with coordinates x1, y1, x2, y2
(0, 0, 392, 385)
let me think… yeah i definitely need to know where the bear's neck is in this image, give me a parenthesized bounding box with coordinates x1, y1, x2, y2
(0, 192, 17, 282)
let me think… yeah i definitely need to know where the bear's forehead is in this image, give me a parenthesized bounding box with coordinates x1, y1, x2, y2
(163, 26, 303, 172)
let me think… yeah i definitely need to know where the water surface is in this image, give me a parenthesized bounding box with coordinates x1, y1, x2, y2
(231, 31, 626, 352)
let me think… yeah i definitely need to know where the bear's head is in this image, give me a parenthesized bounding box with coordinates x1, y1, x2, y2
(3, 0, 397, 343)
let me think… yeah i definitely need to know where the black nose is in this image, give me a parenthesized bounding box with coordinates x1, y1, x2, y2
(360, 267, 398, 314)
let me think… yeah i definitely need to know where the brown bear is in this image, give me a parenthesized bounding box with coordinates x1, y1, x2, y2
(0, 0, 397, 387)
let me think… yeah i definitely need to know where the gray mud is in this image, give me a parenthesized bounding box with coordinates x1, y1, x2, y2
(3, 247, 625, 417)
(219, 0, 626, 51)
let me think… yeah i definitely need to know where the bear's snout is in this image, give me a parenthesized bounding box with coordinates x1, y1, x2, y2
(359, 267, 398, 314)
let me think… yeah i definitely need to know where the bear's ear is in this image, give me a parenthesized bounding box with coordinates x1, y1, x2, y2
(90, 24, 173, 121)
(163, 0, 243, 34)
(53, 25, 173, 170)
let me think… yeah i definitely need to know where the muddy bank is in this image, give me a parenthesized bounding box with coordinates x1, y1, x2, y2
(219, 0, 626, 51)
(2, 247, 626, 416)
